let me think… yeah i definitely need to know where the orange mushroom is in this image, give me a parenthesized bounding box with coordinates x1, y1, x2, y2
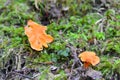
(24, 20, 54, 51)
(78, 51, 100, 68)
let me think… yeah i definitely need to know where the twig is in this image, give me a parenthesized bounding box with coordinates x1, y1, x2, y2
(28, 61, 54, 65)
(67, 44, 82, 80)
(4, 0, 11, 6)
(67, 44, 82, 65)
(32, 73, 41, 79)
(17, 47, 23, 70)
(5, 71, 33, 80)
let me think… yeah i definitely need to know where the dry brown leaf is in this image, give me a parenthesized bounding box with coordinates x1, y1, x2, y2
(86, 68, 102, 80)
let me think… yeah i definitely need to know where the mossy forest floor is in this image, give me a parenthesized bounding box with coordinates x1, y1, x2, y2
(0, 0, 120, 80)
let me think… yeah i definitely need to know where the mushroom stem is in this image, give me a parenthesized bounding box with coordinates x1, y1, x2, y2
(84, 62, 91, 68)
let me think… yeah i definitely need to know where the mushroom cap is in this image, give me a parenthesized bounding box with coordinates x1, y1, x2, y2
(24, 20, 54, 51)
(78, 51, 100, 66)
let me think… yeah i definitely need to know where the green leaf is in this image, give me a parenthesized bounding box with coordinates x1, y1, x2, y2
(58, 48, 70, 57)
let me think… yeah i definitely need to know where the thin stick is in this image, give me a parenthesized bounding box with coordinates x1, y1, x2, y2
(67, 44, 82, 80)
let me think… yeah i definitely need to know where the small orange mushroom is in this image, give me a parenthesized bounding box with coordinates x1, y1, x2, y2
(78, 51, 100, 68)
(24, 20, 54, 51)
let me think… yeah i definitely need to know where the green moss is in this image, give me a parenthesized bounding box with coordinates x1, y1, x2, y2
(0, 0, 120, 79)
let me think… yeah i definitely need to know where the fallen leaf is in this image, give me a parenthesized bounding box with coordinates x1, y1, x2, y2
(86, 68, 102, 80)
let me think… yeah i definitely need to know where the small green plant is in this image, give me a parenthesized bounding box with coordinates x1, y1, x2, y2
(97, 56, 120, 79)
(38, 66, 67, 80)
